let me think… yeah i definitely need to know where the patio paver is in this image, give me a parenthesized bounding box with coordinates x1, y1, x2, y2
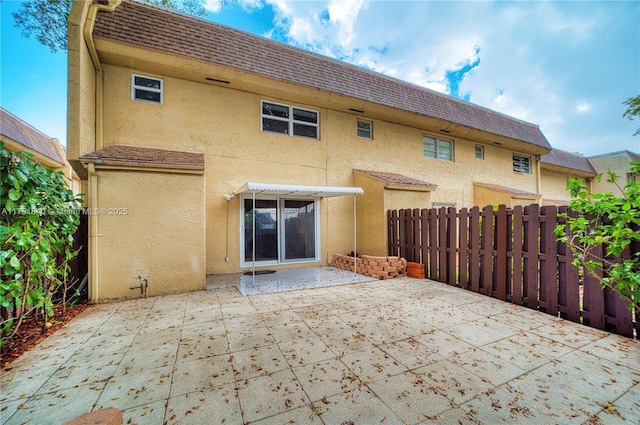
(1, 277, 639, 425)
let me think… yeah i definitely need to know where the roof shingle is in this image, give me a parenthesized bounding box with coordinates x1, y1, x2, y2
(354, 169, 437, 190)
(80, 145, 204, 171)
(92, 0, 551, 151)
(0, 107, 65, 164)
(541, 149, 596, 175)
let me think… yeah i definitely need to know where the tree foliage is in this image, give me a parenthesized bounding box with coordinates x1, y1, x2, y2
(13, 0, 207, 53)
(0, 142, 84, 346)
(556, 163, 640, 313)
(623, 95, 640, 136)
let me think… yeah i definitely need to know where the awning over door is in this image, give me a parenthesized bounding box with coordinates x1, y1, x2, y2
(233, 182, 363, 197)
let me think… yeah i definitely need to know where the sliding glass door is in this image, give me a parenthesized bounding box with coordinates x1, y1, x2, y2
(283, 199, 315, 261)
(242, 197, 318, 266)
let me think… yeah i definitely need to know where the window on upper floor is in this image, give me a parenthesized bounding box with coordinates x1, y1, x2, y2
(513, 154, 531, 174)
(357, 120, 372, 139)
(475, 145, 484, 160)
(131, 74, 163, 104)
(423, 135, 454, 161)
(261, 101, 319, 139)
(628, 173, 637, 183)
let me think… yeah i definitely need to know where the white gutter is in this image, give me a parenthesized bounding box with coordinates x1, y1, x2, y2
(83, 0, 121, 302)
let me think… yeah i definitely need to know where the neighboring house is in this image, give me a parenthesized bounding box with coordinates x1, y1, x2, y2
(67, 0, 553, 300)
(0, 107, 81, 194)
(588, 150, 640, 196)
(540, 149, 596, 206)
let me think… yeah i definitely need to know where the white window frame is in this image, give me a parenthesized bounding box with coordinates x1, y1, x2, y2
(432, 202, 456, 209)
(131, 74, 163, 105)
(357, 119, 373, 139)
(240, 195, 321, 267)
(513, 154, 532, 174)
(423, 135, 454, 161)
(261, 100, 319, 140)
(475, 145, 484, 160)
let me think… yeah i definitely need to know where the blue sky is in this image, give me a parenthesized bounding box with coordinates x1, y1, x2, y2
(1, 0, 639, 156)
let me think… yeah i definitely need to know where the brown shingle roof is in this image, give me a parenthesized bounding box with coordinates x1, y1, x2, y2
(473, 182, 539, 197)
(354, 169, 437, 190)
(0, 107, 65, 164)
(92, 0, 551, 151)
(541, 149, 596, 175)
(80, 145, 204, 171)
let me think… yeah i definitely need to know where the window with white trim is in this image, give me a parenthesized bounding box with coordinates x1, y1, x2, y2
(131, 74, 163, 104)
(432, 202, 456, 209)
(423, 135, 453, 161)
(261, 101, 319, 139)
(513, 154, 531, 174)
(357, 120, 372, 139)
(475, 145, 484, 160)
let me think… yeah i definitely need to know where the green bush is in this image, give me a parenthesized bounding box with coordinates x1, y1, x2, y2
(556, 162, 640, 312)
(0, 141, 84, 345)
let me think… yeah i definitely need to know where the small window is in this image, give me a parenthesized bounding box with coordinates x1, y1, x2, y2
(261, 101, 319, 139)
(131, 74, 163, 104)
(513, 154, 531, 174)
(475, 145, 484, 160)
(423, 135, 453, 161)
(628, 173, 637, 183)
(432, 202, 456, 209)
(357, 120, 372, 139)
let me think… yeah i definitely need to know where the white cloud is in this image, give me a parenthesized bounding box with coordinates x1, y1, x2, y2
(204, 0, 223, 13)
(327, 0, 366, 50)
(576, 101, 592, 113)
(234, 0, 639, 155)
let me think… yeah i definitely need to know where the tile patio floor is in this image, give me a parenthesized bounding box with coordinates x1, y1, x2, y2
(1, 277, 639, 425)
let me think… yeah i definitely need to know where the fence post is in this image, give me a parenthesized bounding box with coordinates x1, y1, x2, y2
(469, 206, 480, 293)
(387, 210, 397, 256)
(420, 208, 429, 275)
(540, 206, 559, 315)
(480, 205, 493, 296)
(511, 206, 524, 305)
(524, 204, 539, 309)
(458, 207, 469, 290)
(428, 208, 438, 280)
(446, 207, 457, 286)
(495, 205, 508, 301)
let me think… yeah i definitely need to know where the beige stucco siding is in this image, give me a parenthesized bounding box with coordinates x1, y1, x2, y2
(590, 154, 635, 196)
(541, 169, 572, 205)
(67, 0, 96, 176)
(95, 63, 541, 277)
(95, 169, 206, 299)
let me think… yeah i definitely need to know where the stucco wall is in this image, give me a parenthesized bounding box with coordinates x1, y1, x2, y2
(590, 154, 634, 196)
(67, 0, 97, 168)
(541, 169, 571, 205)
(97, 64, 541, 275)
(95, 169, 206, 299)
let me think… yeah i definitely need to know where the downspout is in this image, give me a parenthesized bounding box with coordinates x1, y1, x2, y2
(83, 0, 121, 302)
(535, 155, 542, 205)
(88, 163, 99, 302)
(84, 0, 121, 151)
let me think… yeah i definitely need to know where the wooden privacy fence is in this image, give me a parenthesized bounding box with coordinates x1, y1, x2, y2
(388, 204, 639, 339)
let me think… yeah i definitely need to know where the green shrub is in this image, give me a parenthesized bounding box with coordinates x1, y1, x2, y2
(556, 162, 640, 312)
(0, 141, 84, 345)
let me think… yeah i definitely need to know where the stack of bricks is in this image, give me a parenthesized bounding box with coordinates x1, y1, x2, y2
(333, 254, 407, 280)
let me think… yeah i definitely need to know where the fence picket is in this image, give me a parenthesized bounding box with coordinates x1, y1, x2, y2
(458, 208, 469, 290)
(495, 205, 508, 301)
(469, 206, 480, 293)
(386, 205, 637, 339)
(511, 206, 524, 305)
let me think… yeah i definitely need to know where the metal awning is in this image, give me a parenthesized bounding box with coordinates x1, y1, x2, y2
(233, 182, 363, 198)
